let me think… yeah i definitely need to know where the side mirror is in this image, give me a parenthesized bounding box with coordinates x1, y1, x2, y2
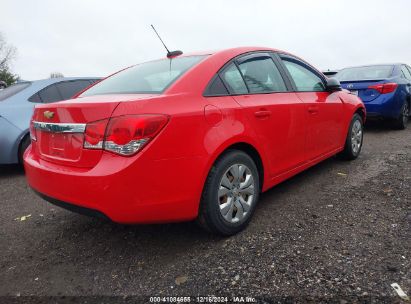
(326, 78, 342, 92)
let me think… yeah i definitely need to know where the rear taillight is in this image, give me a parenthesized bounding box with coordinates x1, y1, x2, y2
(84, 119, 107, 149)
(29, 119, 37, 141)
(368, 83, 398, 94)
(83, 114, 169, 156)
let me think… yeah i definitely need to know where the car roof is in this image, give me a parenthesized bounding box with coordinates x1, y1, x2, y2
(23, 77, 100, 86)
(340, 63, 405, 70)
(164, 46, 285, 59)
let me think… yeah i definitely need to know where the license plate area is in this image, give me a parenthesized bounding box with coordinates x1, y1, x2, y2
(38, 132, 84, 161)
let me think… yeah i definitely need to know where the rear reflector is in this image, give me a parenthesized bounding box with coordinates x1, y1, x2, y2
(29, 112, 37, 141)
(29, 120, 37, 141)
(368, 83, 398, 94)
(84, 114, 169, 156)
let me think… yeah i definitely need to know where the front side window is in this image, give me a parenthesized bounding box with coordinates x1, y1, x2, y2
(238, 57, 287, 93)
(220, 63, 248, 95)
(281, 57, 325, 92)
(0, 82, 31, 101)
(81, 56, 206, 97)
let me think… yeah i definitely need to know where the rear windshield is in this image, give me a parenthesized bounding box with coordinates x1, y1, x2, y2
(335, 65, 394, 81)
(0, 82, 31, 101)
(81, 55, 206, 97)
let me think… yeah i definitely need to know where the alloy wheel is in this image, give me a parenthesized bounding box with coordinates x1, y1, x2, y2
(351, 119, 363, 154)
(218, 164, 255, 224)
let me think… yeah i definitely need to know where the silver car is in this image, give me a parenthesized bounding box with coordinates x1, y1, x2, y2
(0, 77, 99, 164)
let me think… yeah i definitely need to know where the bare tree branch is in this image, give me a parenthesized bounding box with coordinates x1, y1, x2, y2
(0, 33, 16, 67)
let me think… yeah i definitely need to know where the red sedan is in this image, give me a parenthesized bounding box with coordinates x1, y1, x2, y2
(24, 47, 365, 235)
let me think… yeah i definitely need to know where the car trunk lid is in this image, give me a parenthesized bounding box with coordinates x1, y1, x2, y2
(340, 79, 387, 102)
(31, 94, 156, 167)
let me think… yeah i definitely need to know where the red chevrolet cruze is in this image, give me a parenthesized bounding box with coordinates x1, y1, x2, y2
(24, 47, 365, 235)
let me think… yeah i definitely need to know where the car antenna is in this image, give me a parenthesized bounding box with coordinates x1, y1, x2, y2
(150, 24, 183, 58)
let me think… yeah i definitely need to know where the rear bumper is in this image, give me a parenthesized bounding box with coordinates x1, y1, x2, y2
(34, 189, 111, 221)
(24, 147, 203, 224)
(364, 94, 403, 119)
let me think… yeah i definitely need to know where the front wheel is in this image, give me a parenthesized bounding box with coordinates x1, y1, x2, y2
(197, 150, 260, 236)
(338, 113, 363, 160)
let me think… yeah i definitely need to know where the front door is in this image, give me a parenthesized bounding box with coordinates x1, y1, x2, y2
(279, 55, 344, 161)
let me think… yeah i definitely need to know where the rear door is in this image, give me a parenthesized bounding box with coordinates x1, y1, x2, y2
(220, 53, 306, 177)
(279, 54, 344, 160)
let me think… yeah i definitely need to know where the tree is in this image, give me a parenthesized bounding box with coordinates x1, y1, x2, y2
(0, 69, 19, 85)
(0, 32, 19, 86)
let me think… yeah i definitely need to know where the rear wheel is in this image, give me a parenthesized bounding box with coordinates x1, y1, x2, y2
(392, 101, 409, 130)
(197, 150, 260, 236)
(18, 135, 31, 164)
(338, 113, 363, 160)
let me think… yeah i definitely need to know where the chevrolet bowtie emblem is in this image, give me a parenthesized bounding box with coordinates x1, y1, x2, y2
(43, 111, 54, 119)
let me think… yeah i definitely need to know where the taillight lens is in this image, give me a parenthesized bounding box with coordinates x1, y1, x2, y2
(368, 83, 398, 94)
(29, 119, 37, 141)
(84, 119, 108, 149)
(83, 114, 169, 156)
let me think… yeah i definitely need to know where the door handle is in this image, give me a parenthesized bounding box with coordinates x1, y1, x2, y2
(254, 110, 271, 119)
(308, 106, 319, 114)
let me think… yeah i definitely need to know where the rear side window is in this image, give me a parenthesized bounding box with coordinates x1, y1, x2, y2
(281, 57, 325, 92)
(335, 65, 393, 81)
(220, 63, 248, 95)
(204, 75, 229, 96)
(238, 57, 287, 93)
(400, 65, 411, 80)
(81, 56, 206, 96)
(56, 80, 94, 100)
(28, 93, 42, 103)
(39, 84, 63, 103)
(0, 82, 31, 101)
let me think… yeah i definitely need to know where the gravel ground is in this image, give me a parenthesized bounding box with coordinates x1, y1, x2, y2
(0, 122, 410, 303)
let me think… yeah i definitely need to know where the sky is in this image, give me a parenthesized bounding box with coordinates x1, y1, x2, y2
(1, 0, 411, 80)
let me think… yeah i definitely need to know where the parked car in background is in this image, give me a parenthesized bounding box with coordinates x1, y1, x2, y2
(24, 47, 365, 235)
(323, 70, 339, 77)
(0, 81, 7, 90)
(0, 77, 100, 164)
(335, 64, 411, 129)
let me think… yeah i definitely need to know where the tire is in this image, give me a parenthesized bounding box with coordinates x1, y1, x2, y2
(338, 113, 363, 160)
(197, 150, 260, 236)
(18, 135, 31, 164)
(392, 101, 409, 130)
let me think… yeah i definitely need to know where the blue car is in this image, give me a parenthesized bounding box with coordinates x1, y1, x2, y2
(335, 64, 411, 129)
(0, 77, 99, 164)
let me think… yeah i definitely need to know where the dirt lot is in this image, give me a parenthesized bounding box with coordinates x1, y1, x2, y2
(0, 122, 410, 303)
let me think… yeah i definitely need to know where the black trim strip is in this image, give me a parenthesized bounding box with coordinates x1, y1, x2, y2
(33, 189, 111, 221)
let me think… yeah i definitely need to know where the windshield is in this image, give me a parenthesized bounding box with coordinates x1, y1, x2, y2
(81, 55, 206, 97)
(0, 82, 31, 101)
(335, 65, 394, 81)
